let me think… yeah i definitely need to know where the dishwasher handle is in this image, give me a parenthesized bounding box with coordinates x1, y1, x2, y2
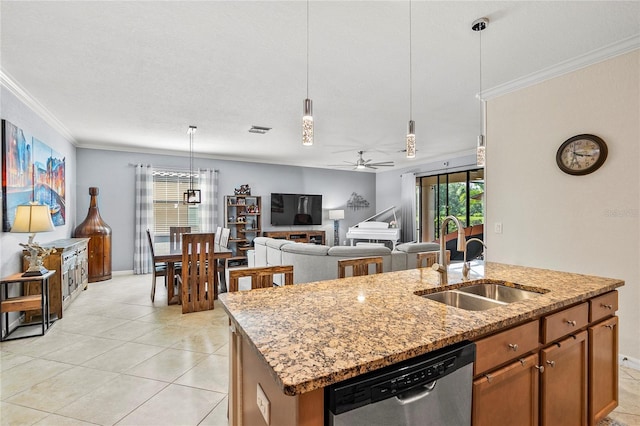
(395, 380, 437, 405)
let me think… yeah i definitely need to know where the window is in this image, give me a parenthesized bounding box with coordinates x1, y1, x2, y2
(153, 170, 201, 235)
(418, 169, 484, 241)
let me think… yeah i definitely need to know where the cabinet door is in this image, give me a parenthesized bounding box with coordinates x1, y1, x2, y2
(88, 236, 104, 277)
(473, 353, 539, 426)
(589, 316, 618, 425)
(540, 330, 588, 426)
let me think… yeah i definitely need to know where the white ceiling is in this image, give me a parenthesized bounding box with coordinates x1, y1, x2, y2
(1, 1, 639, 172)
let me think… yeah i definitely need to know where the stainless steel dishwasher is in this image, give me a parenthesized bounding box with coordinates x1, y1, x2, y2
(325, 341, 476, 426)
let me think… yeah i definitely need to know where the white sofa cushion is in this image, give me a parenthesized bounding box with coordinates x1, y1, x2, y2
(395, 242, 441, 269)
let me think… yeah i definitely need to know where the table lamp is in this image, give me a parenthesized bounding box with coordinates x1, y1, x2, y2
(11, 203, 56, 277)
(329, 209, 345, 247)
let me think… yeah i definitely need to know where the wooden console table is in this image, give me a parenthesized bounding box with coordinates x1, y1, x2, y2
(263, 230, 325, 245)
(1, 271, 54, 341)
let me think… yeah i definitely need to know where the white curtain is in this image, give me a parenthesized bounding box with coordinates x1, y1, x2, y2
(134, 164, 154, 274)
(199, 168, 218, 232)
(400, 172, 417, 243)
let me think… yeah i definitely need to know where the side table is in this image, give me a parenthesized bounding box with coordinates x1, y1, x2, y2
(1, 270, 54, 341)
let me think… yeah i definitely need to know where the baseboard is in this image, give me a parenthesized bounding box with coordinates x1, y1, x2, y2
(112, 270, 134, 276)
(619, 354, 640, 371)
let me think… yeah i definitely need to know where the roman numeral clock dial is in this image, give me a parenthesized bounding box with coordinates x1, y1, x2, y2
(556, 134, 608, 175)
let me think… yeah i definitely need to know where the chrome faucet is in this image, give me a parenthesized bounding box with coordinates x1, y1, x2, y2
(432, 215, 466, 285)
(462, 238, 486, 281)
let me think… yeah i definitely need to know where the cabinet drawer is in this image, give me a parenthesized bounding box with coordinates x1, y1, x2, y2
(542, 302, 588, 344)
(474, 320, 540, 376)
(589, 291, 618, 322)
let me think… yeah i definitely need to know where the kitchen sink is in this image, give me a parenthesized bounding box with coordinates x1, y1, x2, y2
(421, 282, 544, 311)
(422, 290, 506, 311)
(457, 283, 543, 303)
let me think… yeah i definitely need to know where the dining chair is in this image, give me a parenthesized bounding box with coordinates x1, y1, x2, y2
(219, 227, 231, 248)
(228, 265, 294, 292)
(170, 226, 191, 249)
(214, 226, 222, 245)
(216, 227, 232, 292)
(147, 229, 167, 302)
(417, 250, 451, 268)
(338, 256, 384, 278)
(180, 232, 216, 314)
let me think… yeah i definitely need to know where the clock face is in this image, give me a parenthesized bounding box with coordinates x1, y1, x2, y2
(556, 134, 608, 175)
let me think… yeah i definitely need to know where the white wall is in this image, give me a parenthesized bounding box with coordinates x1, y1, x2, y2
(76, 148, 376, 271)
(0, 88, 77, 278)
(486, 51, 639, 362)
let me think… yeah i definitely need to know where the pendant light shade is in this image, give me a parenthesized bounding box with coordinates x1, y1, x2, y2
(406, 0, 416, 159)
(183, 125, 201, 204)
(406, 120, 416, 159)
(302, 0, 313, 146)
(303, 98, 313, 146)
(472, 17, 489, 167)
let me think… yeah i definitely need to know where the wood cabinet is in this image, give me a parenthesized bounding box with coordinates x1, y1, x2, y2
(540, 330, 588, 426)
(263, 230, 325, 245)
(472, 291, 619, 426)
(225, 195, 261, 266)
(473, 353, 540, 426)
(23, 238, 89, 321)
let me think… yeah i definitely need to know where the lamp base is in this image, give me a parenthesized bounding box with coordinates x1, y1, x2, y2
(22, 266, 50, 277)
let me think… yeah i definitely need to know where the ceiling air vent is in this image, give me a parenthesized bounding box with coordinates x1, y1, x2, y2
(249, 125, 271, 134)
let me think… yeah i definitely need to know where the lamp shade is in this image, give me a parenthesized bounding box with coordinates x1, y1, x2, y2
(329, 210, 345, 220)
(11, 204, 55, 233)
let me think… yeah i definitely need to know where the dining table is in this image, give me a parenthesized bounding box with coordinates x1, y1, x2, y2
(153, 241, 233, 305)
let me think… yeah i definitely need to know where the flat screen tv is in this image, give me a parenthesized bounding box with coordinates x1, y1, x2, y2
(270, 193, 323, 226)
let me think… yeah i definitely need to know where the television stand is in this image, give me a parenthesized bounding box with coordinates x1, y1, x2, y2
(263, 230, 325, 245)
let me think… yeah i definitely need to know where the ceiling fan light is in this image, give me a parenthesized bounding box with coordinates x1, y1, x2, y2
(356, 163, 366, 170)
(302, 98, 313, 146)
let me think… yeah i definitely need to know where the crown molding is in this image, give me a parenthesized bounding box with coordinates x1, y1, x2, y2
(0, 69, 77, 144)
(482, 34, 640, 100)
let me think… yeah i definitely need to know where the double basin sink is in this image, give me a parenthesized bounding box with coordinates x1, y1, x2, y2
(421, 282, 546, 311)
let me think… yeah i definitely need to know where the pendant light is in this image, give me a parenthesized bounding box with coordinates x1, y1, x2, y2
(302, 0, 313, 146)
(405, 0, 416, 159)
(183, 125, 201, 204)
(472, 17, 489, 167)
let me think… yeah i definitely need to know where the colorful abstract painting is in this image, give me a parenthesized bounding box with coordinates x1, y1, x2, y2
(1, 119, 65, 231)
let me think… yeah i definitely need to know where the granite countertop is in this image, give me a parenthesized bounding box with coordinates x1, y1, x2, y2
(218, 262, 623, 396)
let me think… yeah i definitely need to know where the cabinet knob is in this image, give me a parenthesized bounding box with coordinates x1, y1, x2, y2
(565, 320, 577, 326)
(604, 324, 615, 330)
(508, 343, 519, 351)
(601, 303, 613, 310)
(534, 365, 545, 373)
(546, 360, 556, 368)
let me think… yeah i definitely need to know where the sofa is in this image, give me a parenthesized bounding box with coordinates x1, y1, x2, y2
(250, 237, 441, 284)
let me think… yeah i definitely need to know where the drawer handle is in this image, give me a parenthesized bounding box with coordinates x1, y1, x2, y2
(565, 320, 577, 326)
(546, 360, 555, 368)
(604, 324, 615, 330)
(508, 343, 519, 352)
(601, 303, 613, 310)
(484, 373, 493, 383)
(519, 358, 527, 366)
(534, 365, 545, 373)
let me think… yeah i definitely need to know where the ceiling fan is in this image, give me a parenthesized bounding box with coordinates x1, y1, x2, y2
(329, 151, 395, 170)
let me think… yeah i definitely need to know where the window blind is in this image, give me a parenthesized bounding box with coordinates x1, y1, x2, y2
(153, 170, 201, 235)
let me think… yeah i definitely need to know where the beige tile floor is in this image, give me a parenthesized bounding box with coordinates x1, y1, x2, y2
(1, 273, 639, 425)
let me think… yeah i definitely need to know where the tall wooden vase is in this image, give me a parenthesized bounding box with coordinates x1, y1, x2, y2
(74, 187, 112, 282)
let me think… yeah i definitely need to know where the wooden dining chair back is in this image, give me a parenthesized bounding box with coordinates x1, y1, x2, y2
(170, 226, 191, 249)
(180, 233, 216, 313)
(416, 250, 451, 268)
(338, 256, 384, 278)
(147, 229, 167, 302)
(228, 265, 294, 292)
(219, 228, 231, 248)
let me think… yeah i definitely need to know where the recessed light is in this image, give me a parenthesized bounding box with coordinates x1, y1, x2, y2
(249, 126, 271, 134)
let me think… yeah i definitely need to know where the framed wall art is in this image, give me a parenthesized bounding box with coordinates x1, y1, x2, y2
(1, 119, 65, 231)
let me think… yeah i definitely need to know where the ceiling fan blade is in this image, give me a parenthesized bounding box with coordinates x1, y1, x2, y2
(328, 164, 356, 167)
(368, 162, 394, 167)
(366, 165, 378, 169)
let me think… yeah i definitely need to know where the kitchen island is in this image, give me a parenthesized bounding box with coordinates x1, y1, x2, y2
(218, 262, 624, 425)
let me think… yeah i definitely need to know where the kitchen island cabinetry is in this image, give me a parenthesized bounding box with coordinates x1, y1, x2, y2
(219, 264, 623, 426)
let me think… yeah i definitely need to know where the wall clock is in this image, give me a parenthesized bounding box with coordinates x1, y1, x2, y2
(556, 134, 608, 176)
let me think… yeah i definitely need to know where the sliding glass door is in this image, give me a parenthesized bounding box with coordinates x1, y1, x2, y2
(418, 169, 484, 241)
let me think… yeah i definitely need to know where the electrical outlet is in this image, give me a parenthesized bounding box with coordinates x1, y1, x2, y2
(256, 383, 270, 425)
(494, 222, 503, 234)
